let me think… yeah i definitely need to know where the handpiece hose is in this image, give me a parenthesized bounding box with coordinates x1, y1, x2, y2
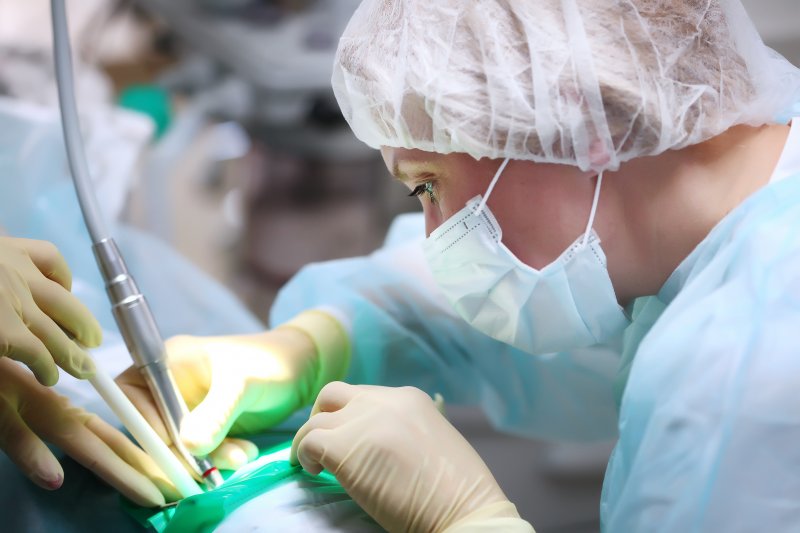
(50, 0, 222, 490)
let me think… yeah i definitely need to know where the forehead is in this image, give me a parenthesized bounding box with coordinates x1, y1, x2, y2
(381, 147, 490, 179)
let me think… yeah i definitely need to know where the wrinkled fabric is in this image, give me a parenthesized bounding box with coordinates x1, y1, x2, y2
(333, 0, 800, 171)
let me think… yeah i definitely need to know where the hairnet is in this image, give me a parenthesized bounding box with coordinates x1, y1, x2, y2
(332, 0, 800, 171)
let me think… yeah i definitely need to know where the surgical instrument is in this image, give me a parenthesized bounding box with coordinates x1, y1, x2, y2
(50, 0, 223, 490)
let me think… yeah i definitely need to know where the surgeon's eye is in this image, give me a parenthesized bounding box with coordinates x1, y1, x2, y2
(408, 182, 437, 204)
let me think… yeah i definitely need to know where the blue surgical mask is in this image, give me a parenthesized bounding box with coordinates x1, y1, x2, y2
(422, 159, 629, 354)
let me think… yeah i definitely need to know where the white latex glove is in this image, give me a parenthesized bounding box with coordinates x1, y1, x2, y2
(0, 237, 102, 385)
(290, 382, 536, 533)
(0, 357, 176, 507)
(117, 310, 350, 470)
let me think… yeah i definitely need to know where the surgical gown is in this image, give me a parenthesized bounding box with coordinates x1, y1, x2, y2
(602, 174, 800, 529)
(272, 132, 800, 529)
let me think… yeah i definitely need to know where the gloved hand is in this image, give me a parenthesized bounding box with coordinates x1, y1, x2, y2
(291, 382, 536, 533)
(0, 357, 176, 507)
(117, 310, 350, 469)
(0, 237, 102, 386)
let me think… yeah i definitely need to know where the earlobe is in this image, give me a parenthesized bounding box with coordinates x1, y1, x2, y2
(589, 138, 612, 169)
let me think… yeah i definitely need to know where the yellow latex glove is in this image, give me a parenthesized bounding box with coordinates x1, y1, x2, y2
(0, 237, 102, 385)
(0, 357, 176, 507)
(290, 382, 536, 533)
(117, 310, 350, 469)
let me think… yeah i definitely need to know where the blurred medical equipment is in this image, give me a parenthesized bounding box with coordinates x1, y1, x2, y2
(132, 0, 364, 244)
(130, 0, 415, 305)
(51, 0, 220, 491)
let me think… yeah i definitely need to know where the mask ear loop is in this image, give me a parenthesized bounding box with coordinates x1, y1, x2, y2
(474, 158, 511, 216)
(580, 172, 604, 247)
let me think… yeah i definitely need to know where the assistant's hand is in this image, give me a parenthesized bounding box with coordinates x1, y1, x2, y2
(0, 358, 175, 507)
(0, 237, 102, 385)
(291, 383, 535, 533)
(117, 310, 351, 467)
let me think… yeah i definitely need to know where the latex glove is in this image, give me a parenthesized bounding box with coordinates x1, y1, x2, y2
(291, 382, 536, 533)
(0, 237, 102, 385)
(0, 357, 176, 507)
(117, 310, 350, 469)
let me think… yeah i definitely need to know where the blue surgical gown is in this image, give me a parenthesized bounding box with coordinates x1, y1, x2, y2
(272, 171, 800, 530)
(601, 172, 800, 530)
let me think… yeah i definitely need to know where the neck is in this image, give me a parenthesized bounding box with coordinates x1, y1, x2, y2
(604, 123, 791, 304)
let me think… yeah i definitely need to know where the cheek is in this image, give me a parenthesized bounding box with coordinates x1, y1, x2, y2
(489, 181, 591, 269)
(423, 194, 471, 236)
(423, 204, 444, 237)
(421, 185, 472, 236)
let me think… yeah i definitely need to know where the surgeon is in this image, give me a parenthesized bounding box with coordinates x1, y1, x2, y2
(0, 236, 170, 507)
(119, 0, 800, 531)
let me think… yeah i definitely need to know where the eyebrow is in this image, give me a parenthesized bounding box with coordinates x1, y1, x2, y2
(391, 160, 439, 182)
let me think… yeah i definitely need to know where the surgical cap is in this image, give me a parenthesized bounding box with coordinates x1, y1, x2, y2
(333, 0, 800, 171)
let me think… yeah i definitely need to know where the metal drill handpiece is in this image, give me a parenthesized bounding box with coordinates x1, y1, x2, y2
(94, 239, 221, 489)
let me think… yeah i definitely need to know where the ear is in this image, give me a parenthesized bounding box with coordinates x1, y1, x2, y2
(589, 137, 612, 168)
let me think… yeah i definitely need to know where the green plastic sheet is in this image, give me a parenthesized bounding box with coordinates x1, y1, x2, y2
(122, 433, 357, 533)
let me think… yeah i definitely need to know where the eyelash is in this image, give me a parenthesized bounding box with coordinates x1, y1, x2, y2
(408, 182, 437, 204)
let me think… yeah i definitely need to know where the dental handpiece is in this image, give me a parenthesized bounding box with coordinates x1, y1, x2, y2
(93, 240, 222, 489)
(51, 0, 222, 490)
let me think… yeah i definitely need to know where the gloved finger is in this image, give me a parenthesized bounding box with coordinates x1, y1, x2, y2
(115, 370, 203, 480)
(208, 437, 259, 471)
(85, 413, 181, 503)
(27, 276, 102, 348)
(166, 442, 209, 484)
(0, 306, 58, 386)
(180, 374, 248, 456)
(24, 303, 95, 380)
(290, 427, 336, 476)
(116, 372, 171, 443)
(11, 238, 73, 290)
(162, 336, 214, 410)
(29, 403, 165, 507)
(290, 410, 348, 470)
(0, 395, 64, 490)
(309, 381, 364, 416)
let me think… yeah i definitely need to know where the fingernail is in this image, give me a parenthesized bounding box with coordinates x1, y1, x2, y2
(37, 472, 63, 490)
